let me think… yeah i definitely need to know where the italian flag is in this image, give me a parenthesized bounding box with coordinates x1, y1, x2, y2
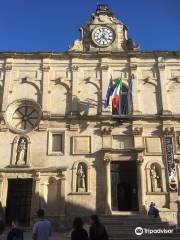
(112, 79, 122, 109)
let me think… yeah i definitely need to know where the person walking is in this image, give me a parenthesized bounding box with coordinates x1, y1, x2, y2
(7, 220, 23, 240)
(71, 217, 89, 240)
(32, 209, 52, 240)
(89, 215, 109, 240)
(148, 202, 160, 218)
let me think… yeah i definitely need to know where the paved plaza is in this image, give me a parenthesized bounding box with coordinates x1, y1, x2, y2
(1, 231, 71, 240)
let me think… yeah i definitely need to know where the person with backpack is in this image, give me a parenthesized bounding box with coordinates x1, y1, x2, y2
(7, 220, 23, 240)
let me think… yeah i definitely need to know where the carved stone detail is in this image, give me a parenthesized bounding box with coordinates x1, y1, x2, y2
(4, 64, 12, 71)
(133, 127, 143, 136)
(68, 124, 79, 131)
(76, 163, 87, 193)
(40, 65, 50, 72)
(33, 171, 41, 181)
(104, 153, 112, 163)
(69, 40, 83, 52)
(15, 137, 28, 166)
(163, 127, 174, 135)
(100, 65, 109, 71)
(102, 126, 112, 135)
(150, 164, 162, 192)
(136, 157, 144, 165)
(71, 65, 79, 72)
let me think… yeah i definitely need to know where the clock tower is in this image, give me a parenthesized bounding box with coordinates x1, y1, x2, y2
(69, 4, 139, 52)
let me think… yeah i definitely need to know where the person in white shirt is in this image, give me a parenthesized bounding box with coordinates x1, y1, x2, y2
(32, 209, 52, 240)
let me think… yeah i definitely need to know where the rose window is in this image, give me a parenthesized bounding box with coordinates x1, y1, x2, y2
(5, 100, 41, 133)
(12, 106, 39, 131)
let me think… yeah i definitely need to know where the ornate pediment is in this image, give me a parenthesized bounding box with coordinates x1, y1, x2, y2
(68, 4, 139, 52)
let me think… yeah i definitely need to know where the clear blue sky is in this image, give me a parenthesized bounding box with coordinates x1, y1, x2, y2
(0, 0, 179, 51)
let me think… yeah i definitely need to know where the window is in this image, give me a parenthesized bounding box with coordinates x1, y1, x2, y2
(48, 131, 64, 155)
(52, 134, 63, 152)
(5, 100, 41, 133)
(112, 85, 129, 115)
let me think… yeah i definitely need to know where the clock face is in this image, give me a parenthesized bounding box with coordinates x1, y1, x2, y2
(92, 27, 115, 47)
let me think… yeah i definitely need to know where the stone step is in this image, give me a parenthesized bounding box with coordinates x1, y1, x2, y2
(100, 215, 179, 240)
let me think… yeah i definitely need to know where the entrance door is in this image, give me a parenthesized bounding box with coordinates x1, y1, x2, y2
(6, 179, 33, 226)
(111, 161, 138, 211)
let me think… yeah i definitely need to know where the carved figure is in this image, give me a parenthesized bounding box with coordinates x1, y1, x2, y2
(77, 164, 87, 192)
(150, 165, 161, 192)
(15, 138, 27, 165)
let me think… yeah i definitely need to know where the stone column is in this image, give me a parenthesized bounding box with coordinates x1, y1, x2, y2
(2, 61, 13, 112)
(100, 63, 111, 115)
(71, 65, 79, 115)
(57, 171, 66, 216)
(157, 62, 170, 114)
(104, 154, 112, 214)
(41, 61, 51, 117)
(136, 156, 144, 213)
(31, 172, 41, 216)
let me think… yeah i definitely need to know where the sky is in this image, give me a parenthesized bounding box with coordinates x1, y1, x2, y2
(0, 0, 179, 52)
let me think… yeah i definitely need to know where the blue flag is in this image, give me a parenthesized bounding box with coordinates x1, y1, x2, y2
(103, 78, 114, 108)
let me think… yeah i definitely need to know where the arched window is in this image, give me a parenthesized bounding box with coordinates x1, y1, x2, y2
(112, 85, 129, 115)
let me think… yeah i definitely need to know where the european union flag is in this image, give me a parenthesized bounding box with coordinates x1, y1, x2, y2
(103, 78, 114, 108)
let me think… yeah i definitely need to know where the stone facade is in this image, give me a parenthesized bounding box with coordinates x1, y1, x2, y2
(0, 5, 180, 227)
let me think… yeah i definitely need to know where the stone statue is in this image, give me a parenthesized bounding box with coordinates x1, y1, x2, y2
(69, 39, 83, 52)
(77, 164, 87, 192)
(150, 165, 161, 192)
(15, 138, 27, 165)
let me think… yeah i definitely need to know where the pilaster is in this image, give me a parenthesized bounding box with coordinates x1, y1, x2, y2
(100, 63, 111, 115)
(41, 60, 51, 116)
(157, 62, 171, 114)
(57, 171, 66, 216)
(31, 172, 41, 215)
(71, 65, 79, 115)
(2, 60, 13, 112)
(136, 156, 144, 212)
(104, 153, 112, 214)
(130, 63, 142, 115)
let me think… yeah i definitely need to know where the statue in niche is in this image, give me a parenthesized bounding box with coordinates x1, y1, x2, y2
(15, 138, 27, 165)
(150, 165, 162, 192)
(76, 164, 87, 192)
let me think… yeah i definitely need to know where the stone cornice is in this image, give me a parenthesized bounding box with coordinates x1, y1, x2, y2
(0, 50, 179, 59)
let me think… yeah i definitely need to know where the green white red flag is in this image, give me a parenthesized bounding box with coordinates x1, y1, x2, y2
(112, 79, 122, 109)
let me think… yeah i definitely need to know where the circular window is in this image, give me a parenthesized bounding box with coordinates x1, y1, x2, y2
(5, 100, 41, 133)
